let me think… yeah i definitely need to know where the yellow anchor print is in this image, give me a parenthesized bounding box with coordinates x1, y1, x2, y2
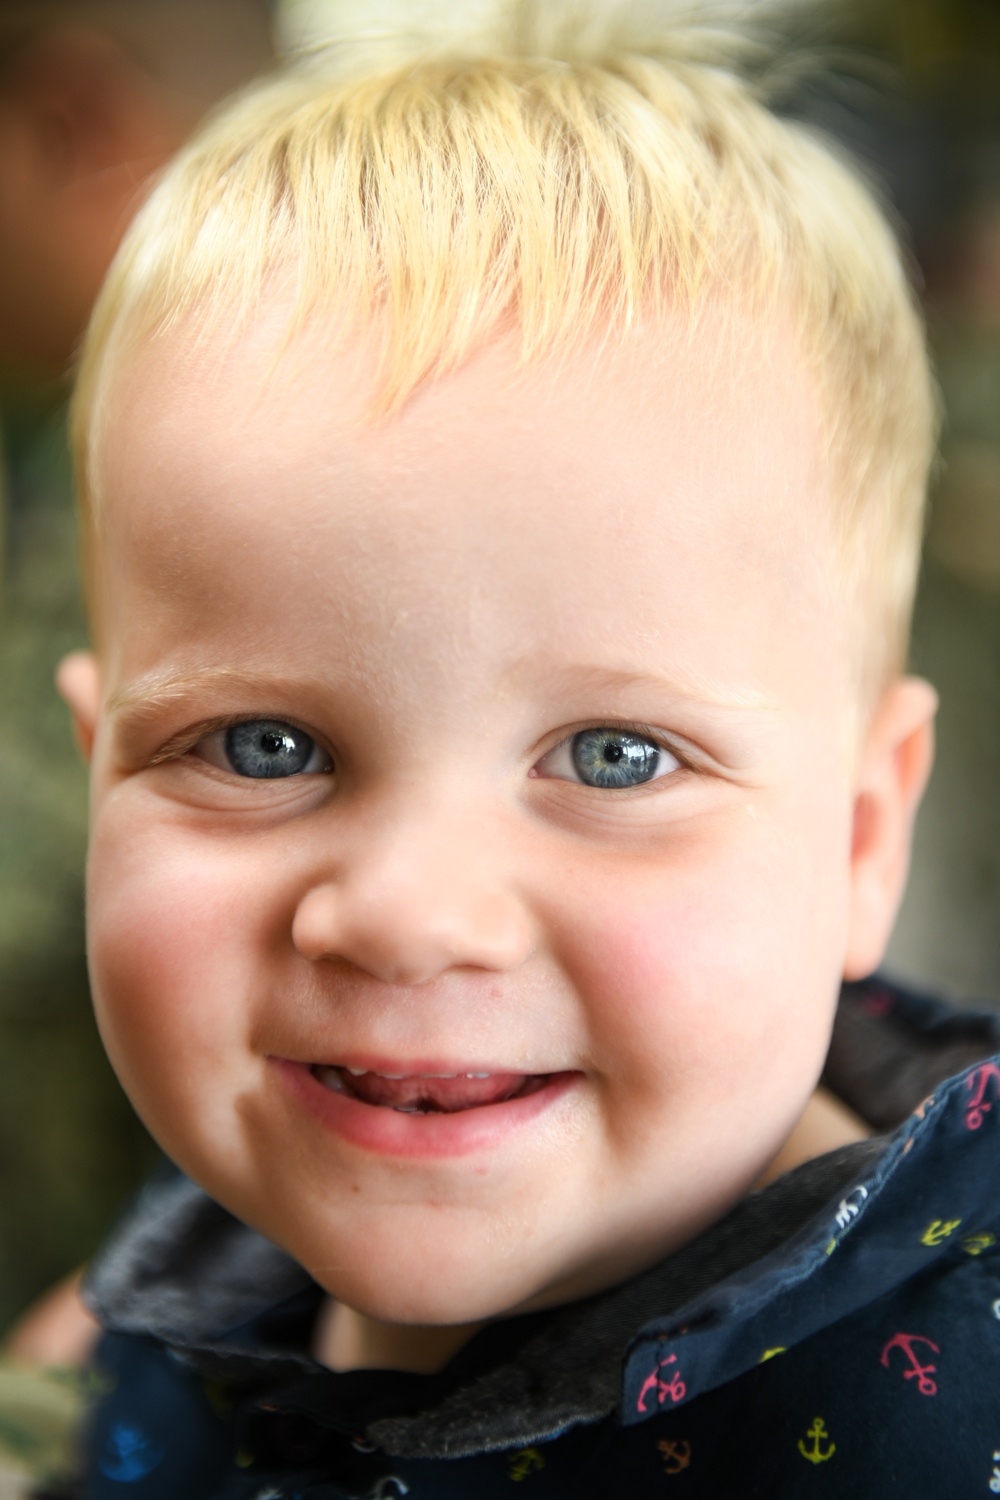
(797, 1418, 836, 1465)
(921, 1218, 962, 1247)
(961, 1230, 997, 1256)
(508, 1448, 545, 1482)
(658, 1439, 692, 1474)
(759, 1347, 787, 1363)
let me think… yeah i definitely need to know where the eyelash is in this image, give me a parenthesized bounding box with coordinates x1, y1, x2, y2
(150, 714, 323, 767)
(561, 720, 686, 753)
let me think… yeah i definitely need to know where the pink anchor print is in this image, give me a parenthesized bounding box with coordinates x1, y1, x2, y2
(966, 1064, 1000, 1129)
(880, 1333, 940, 1396)
(636, 1353, 687, 1413)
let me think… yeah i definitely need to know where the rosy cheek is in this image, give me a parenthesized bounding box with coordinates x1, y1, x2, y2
(554, 846, 819, 1086)
(86, 816, 260, 1121)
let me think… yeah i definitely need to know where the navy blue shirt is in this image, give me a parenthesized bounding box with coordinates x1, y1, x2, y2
(78, 978, 1000, 1497)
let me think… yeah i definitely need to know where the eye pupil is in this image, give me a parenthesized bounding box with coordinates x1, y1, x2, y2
(604, 741, 624, 763)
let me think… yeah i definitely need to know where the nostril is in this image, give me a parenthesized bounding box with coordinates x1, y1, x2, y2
(291, 885, 437, 983)
(291, 883, 340, 962)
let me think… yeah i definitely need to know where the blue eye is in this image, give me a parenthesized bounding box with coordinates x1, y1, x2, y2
(571, 728, 666, 788)
(220, 720, 331, 779)
(533, 726, 681, 788)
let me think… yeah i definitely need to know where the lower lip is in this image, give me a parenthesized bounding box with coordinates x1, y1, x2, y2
(271, 1059, 579, 1159)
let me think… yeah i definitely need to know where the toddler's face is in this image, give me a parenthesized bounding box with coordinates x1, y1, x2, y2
(78, 306, 886, 1325)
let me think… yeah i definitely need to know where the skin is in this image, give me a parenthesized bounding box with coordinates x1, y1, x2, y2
(1, 1269, 98, 1368)
(60, 303, 936, 1373)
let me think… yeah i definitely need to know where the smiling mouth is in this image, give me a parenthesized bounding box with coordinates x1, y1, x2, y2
(310, 1066, 552, 1114)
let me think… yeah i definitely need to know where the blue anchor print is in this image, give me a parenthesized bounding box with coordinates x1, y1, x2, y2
(98, 1421, 165, 1482)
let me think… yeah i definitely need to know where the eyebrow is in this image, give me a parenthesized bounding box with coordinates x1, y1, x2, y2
(509, 661, 779, 714)
(107, 660, 778, 722)
(105, 667, 326, 719)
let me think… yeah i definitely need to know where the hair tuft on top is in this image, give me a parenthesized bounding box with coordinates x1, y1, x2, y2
(275, 0, 789, 75)
(74, 0, 936, 699)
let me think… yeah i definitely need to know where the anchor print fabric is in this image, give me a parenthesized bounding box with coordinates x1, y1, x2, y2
(75, 977, 1000, 1498)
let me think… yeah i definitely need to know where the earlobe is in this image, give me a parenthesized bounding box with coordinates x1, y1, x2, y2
(56, 651, 101, 763)
(842, 676, 937, 981)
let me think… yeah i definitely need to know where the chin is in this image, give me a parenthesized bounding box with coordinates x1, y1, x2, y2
(291, 1223, 552, 1328)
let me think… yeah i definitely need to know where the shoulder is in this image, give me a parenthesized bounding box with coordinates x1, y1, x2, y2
(623, 1248, 1000, 1496)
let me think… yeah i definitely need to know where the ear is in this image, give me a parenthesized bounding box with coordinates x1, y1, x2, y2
(843, 676, 937, 980)
(56, 651, 101, 764)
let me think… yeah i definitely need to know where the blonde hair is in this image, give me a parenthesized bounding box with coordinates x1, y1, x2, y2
(73, 1, 936, 697)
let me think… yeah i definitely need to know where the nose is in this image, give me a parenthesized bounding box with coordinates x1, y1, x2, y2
(291, 813, 536, 985)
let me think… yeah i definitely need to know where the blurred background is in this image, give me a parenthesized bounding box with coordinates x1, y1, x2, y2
(0, 0, 277, 1347)
(2, 0, 1000, 1354)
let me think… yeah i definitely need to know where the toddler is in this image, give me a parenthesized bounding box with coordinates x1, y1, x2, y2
(55, 4, 1000, 1494)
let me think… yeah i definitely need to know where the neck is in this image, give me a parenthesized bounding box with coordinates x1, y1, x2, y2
(314, 1297, 485, 1374)
(755, 1085, 870, 1189)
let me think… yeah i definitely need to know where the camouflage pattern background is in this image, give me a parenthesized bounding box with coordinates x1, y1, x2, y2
(0, 393, 157, 1336)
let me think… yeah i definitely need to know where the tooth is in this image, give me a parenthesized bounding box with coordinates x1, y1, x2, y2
(345, 1067, 367, 1077)
(466, 1072, 492, 1079)
(379, 1073, 406, 1080)
(418, 1072, 457, 1079)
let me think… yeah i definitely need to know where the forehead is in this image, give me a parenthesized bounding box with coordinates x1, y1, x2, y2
(93, 303, 846, 712)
